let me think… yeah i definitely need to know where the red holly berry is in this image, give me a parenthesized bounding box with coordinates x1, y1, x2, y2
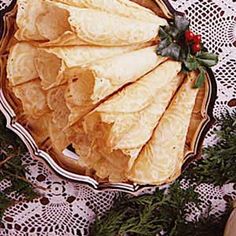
(185, 30, 194, 42)
(193, 35, 201, 44)
(192, 43, 201, 53)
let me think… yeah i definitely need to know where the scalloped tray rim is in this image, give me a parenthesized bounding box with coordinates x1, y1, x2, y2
(0, 0, 217, 194)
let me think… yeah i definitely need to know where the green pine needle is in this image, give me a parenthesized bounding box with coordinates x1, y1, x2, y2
(90, 111, 236, 236)
(0, 112, 39, 219)
(183, 110, 236, 185)
(1, 108, 235, 234)
(0, 192, 12, 219)
(91, 183, 201, 236)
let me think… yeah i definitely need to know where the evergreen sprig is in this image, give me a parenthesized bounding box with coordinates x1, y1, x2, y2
(90, 111, 236, 236)
(183, 110, 236, 186)
(0, 109, 235, 233)
(0, 113, 39, 219)
(91, 183, 200, 236)
(0, 192, 12, 219)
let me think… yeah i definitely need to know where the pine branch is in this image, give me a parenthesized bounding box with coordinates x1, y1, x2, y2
(0, 153, 16, 167)
(0, 192, 12, 219)
(90, 111, 236, 236)
(0, 112, 39, 219)
(91, 183, 201, 236)
(183, 110, 236, 186)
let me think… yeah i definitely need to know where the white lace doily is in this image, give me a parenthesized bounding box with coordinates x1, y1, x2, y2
(0, 0, 236, 235)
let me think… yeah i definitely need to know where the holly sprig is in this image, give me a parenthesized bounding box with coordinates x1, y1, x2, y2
(157, 14, 218, 88)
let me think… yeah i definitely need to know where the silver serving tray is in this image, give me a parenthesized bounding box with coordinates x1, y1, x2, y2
(0, 0, 217, 193)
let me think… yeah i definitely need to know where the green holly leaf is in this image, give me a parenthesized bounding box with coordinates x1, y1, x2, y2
(193, 68, 206, 88)
(196, 52, 218, 67)
(184, 54, 199, 71)
(196, 58, 218, 67)
(197, 52, 218, 60)
(159, 26, 170, 40)
(179, 45, 189, 62)
(167, 26, 180, 38)
(158, 43, 181, 60)
(174, 14, 190, 32)
(157, 38, 171, 51)
(181, 65, 190, 73)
